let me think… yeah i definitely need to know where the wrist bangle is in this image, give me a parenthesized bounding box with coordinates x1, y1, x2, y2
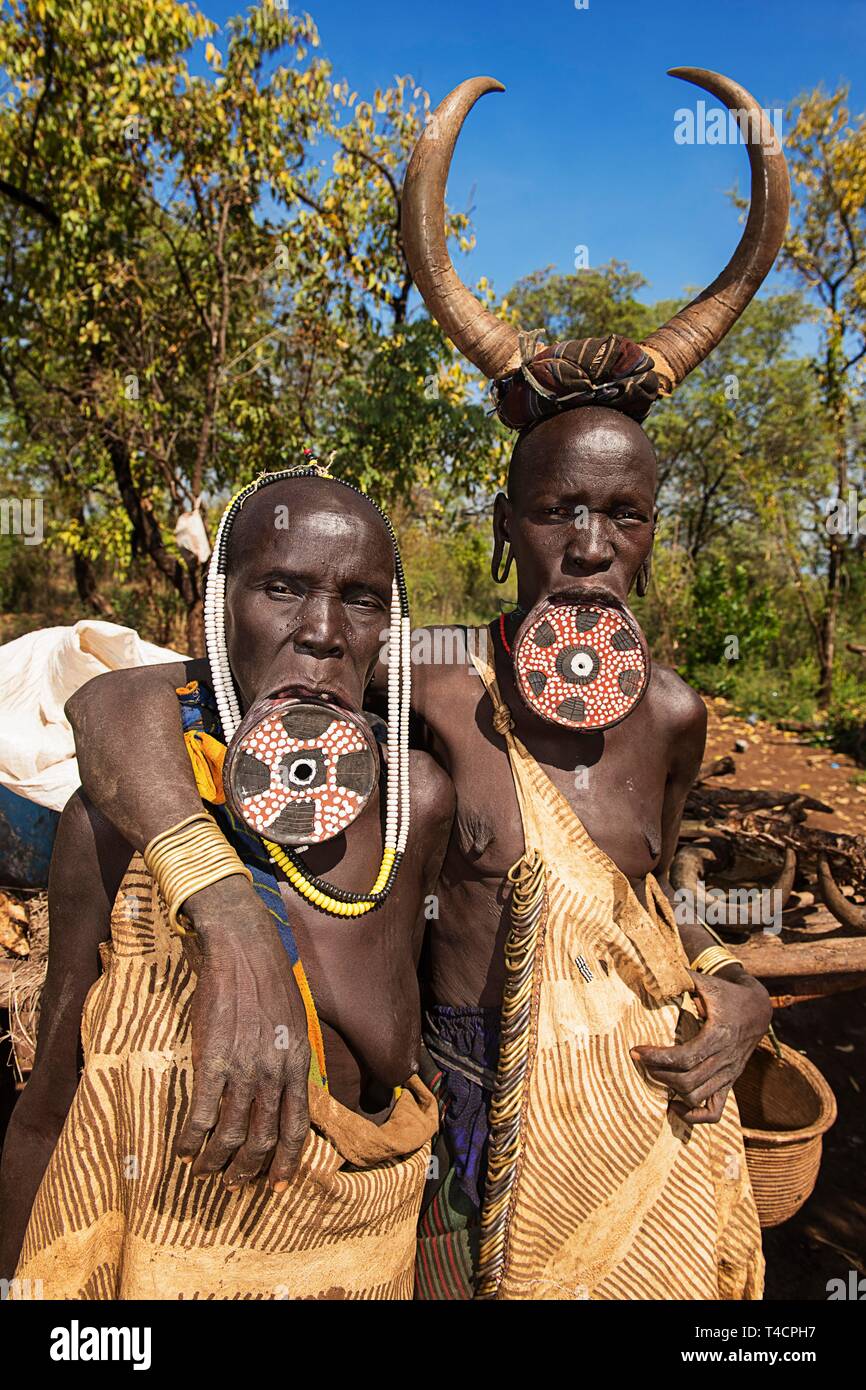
(689, 945, 742, 977)
(143, 811, 253, 936)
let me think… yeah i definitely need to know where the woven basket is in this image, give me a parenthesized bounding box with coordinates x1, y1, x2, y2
(734, 1039, 837, 1229)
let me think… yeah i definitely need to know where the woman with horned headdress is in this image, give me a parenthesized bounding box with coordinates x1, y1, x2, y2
(48, 67, 786, 1299)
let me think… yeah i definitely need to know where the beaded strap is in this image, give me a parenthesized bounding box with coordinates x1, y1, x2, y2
(475, 850, 548, 1298)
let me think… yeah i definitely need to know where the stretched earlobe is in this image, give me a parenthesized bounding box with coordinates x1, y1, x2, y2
(491, 537, 514, 585)
(635, 556, 651, 598)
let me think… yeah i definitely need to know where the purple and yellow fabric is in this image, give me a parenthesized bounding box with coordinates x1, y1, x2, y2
(414, 1004, 502, 1299)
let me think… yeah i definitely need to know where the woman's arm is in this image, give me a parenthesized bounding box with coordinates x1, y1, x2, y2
(66, 660, 207, 849)
(65, 661, 312, 1191)
(0, 792, 132, 1279)
(634, 678, 772, 1125)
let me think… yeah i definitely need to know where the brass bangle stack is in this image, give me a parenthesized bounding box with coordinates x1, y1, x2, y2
(143, 811, 253, 936)
(689, 944, 742, 977)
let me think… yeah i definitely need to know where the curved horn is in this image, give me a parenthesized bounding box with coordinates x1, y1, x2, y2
(673, 845, 796, 929)
(641, 68, 790, 390)
(817, 854, 866, 934)
(401, 77, 521, 379)
(670, 845, 710, 897)
(726, 850, 796, 926)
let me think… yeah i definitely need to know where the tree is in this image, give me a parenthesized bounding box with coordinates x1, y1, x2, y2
(0, 1, 502, 650)
(781, 86, 866, 704)
(648, 295, 825, 558)
(507, 259, 655, 344)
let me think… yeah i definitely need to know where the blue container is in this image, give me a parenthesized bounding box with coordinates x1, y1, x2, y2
(0, 784, 61, 890)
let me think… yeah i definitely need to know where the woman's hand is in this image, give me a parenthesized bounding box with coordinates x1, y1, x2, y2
(175, 876, 311, 1190)
(631, 967, 772, 1125)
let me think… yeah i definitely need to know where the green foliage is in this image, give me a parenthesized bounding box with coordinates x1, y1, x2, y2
(399, 514, 514, 628)
(684, 558, 781, 684)
(777, 85, 866, 703)
(321, 316, 506, 514)
(508, 260, 655, 343)
(691, 660, 819, 725)
(647, 293, 830, 562)
(0, 19, 863, 757)
(0, 0, 503, 648)
(823, 675, 866, 765)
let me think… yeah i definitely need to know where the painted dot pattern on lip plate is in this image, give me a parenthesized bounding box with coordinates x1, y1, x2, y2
(225, 704, 378, 846)
(514, 602, 649, 730)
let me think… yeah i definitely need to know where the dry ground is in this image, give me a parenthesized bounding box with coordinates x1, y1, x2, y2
(703, 697, 865, 1296)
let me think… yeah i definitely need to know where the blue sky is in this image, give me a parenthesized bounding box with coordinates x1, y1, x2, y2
(202, 0, 865, 313)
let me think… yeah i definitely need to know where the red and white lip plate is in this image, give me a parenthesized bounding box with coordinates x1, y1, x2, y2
(512, 599, 651, 731)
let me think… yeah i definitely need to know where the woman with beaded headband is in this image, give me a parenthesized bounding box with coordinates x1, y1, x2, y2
(205, 458, 413, 915)
(1, 456, 456, 1299)
(61, 66, 784, 1301)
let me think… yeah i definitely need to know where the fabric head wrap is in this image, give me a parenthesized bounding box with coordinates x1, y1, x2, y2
(492, 332, 661, 431)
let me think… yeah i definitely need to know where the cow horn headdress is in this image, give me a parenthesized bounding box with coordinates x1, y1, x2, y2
(401, 69, 790, 427)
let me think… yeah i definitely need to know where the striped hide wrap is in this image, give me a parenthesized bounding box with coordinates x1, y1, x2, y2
(469, 643, 764, 1301)
(15, 857, 436, 1300)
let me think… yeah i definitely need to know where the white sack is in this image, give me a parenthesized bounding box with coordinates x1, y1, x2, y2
(175, 507, 212, 564)
(0, 620, 187, 812)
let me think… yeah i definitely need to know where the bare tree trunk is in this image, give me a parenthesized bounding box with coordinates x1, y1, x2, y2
(818, 363, 850, 708)
(72, 549, 115, 621)
(185, 593, 205, 658)
(818, 541, 842, 705)
(102, 426, 206, 655)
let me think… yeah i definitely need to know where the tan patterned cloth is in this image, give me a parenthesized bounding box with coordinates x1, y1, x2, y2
(15, 857, 436, 1300)
(469, 647, 764, 1301)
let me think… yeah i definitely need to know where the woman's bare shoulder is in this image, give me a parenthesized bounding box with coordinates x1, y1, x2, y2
(65, 656, 210, 727)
